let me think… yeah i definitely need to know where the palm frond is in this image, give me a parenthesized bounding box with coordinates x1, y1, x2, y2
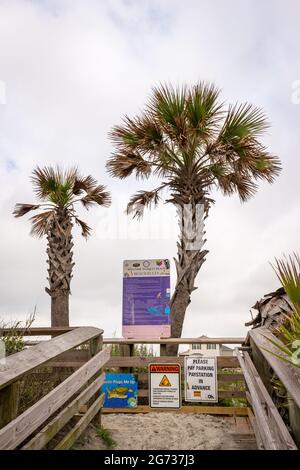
(127, 188, 162, 219)
(186, 82, 224, 139)
(272, 254, 300, 311)
(106, 152, 152, 179)
(220, 103, 269, 141)
(31, 165, 78, 206)
(74, 217, 92, 238)
(80, 185, 111, 209)
(29, 210, 55, 238)
(13, 203, 40, 218)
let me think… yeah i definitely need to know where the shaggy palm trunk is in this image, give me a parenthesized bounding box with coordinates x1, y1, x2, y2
(46, 208, 74, 327)
(166, 200, 209, 356)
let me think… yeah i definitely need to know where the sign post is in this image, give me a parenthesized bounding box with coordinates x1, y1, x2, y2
(149, 363, 181, 409)
(122, 259, 171, 339)
(185, 356, 218, 403)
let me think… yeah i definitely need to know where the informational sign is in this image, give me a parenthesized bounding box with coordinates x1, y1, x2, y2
(102, 373, 138, 408)
(149, 363, 181, 408)
(122, 259, 171, 338)
(185, 356, 218, 402)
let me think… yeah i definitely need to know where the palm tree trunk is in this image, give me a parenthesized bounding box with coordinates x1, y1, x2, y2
(166, 201, 209, 356)
(46, 209, 74, 328)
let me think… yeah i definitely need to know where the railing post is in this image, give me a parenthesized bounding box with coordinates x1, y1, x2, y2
(0, 382, 20, 429)
(120, 343, 134, 373)
(160, 343, 167, 357)
(89, 333, 103, 357)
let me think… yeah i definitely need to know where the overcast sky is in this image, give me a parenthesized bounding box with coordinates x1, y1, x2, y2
(0, 0, 299, 340)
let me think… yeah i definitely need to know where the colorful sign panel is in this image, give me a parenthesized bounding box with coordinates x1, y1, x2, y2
(184, 356, 218, 402)
(149, 363, 181, 408)
(122, 259, 171, 339)
(102, 373, 138, 408)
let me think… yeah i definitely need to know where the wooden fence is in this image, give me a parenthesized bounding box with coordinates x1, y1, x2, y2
(0, 327, 111, 449)
(1, 326, 299, 450)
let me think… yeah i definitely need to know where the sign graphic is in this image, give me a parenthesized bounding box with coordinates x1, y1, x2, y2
(122, 259, 171, 338)
(149, 364, 181, 408)
(102, 373, 138, 408)
(184, 356, 218, 402)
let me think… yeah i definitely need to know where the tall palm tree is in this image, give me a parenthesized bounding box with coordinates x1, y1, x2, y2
(14, 166, 111, 327)
(107, 82, 281, 354)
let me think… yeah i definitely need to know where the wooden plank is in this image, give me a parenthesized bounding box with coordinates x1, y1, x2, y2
(0, 327, 103, 390)
(243, 351, 297, 450)
(22, 374, 105, 450)
(247, 408, 264, 450)
(250, 328, 300, 409)
(0, 346, 111, 449)
(103, 337, 244, 345)
(101, 405, 249, 416)
(55, 394, 105, 450)
(0, 383, 19, 429)
(235, 348, 279, 450)
(137, 389, 246, 399)
(0, 327, 79, 337)
(106, 356, 239, 369)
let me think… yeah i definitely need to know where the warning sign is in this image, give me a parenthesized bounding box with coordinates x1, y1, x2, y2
(149, 363, 181, 408)
(159, 375, 171, 387)
(185, 356, 218, 402)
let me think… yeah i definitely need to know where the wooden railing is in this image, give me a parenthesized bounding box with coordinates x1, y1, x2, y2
(0, 327, 111, 450)
(235, 326, 300, 450)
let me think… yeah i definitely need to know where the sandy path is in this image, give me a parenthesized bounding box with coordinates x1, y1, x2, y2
(78, 413, 240, 450)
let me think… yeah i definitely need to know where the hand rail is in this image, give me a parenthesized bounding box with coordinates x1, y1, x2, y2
(0, 326, 103, 390)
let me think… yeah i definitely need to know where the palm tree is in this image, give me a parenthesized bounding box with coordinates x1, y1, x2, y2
(14, 166, 111, 327)
(107, 82, 281, 354)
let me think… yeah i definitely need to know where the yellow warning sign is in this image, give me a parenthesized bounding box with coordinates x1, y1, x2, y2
(159, 375, 171, 387)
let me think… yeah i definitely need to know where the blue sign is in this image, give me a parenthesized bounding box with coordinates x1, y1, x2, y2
(102, 373, 138, 408)
(123, 259, 171, 338)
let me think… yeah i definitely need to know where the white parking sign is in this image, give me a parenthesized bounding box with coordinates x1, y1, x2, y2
(185, 356, 218, 402)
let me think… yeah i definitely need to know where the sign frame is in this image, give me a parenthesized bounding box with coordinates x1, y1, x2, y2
(122, 259, 171, 339)
(149, 363, 181, 409)
(184, 355, 218, 403)
(102, 373, 138, 409)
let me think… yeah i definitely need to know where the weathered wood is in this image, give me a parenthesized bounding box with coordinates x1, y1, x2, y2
(236, 351, 280, 450)
(101, 405, 249, 416)
(243, 351, 297, 450)
(247, 408, 264, 450)
(0, 327, 77, 337)
(0, 346, 111, 449)
(119, 344, 134, 373)
(55, 394, 105, 450)
(160, 344, 167, 356)
(0, 327, 103, 391)
(0, 383, 19, 429)
(250, 328, 300, 409)
(22, 374, 105, 450)
(89, 335, 103, 357)
(103, 337, 244, 345)
(106, 356, 239, 368)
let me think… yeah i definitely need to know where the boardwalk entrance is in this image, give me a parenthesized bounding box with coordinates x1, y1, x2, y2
(0, 327, 299, 450)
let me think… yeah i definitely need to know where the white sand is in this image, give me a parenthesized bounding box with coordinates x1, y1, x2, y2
(79, 413, 240, 450)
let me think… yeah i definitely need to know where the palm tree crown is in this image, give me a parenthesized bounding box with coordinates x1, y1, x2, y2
(14, 166, 111, 237)
(14, 166, 111, 327)
(107, 82, 281, 216)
